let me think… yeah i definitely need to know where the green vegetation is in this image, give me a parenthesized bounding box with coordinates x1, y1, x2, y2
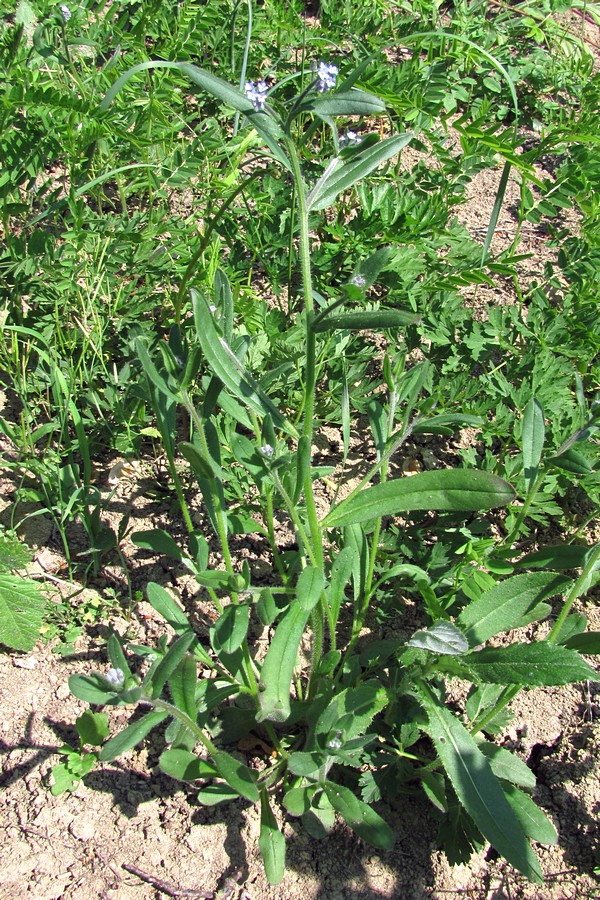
(1, 0, 599, 887)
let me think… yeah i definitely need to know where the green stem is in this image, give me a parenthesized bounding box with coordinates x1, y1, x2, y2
(502, 469, 546, 546)
(470, 685, 520, 736)
(547, 543, 600, 644)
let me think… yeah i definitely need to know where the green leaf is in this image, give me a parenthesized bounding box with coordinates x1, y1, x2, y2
(197, 783, 240, 805)
(146, 582, 191, 633)
(191, 289, 297, 437)
(412, 413, 483, 436)
(256, 602, 312, 723)
(107, 632, 131, 679)
(75, 711, 110, 747)
(311, 89, 386, 118)
(168, 654, 198, 719)
(326, 546, 355, 627)
(287, 752, 324, 777)
(311, 309, 420, 333)
(547, 447, 593, 475)
(522, 398, 545, 493)
(324, 783, 395, 850)
(283, 785, 313, 816)
(476, 741, 536, 789)
(308, 133, 414, 211)
(457, 572, 569, 646)
(147, 631, 198, 699)
(0, 572, 47, 652)
(408, 622, 469, 655)
(323, 469, 516, 527)
(296, 566, 325, 612)
(211, 604, 250, 654)
(417, 684, 542, 883)
(516, 544, 591, 570)
(159, 749, 217, 782)
(446, 642, 597, 685)
(98, 710, 169, 762)
(503, 783, 557, 845)
(563, 631, 600, 654)
(68, 674, 121, 705)
(212, 749, 259, 803)
(259, 791, 286, 885)
(132, 529, 183, 560)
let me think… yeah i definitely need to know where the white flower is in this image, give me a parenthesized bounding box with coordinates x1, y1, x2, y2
(350, 274, 367, 288)
(340, 130, 360, 147)
(259, 444, 274, 458)
(208, 304, 217, 314)
(60, 4, 71, 21)
(244, 79, 268, 111)
(105, 667, 125, 688)
(316, 61, 338, 93)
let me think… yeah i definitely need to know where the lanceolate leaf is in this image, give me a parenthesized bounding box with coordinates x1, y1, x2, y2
(259, 791, 286, 885)
(324, 783, 395, 849)
(322, 469, 516, 528)
(522, 398, 545, 493)
(310, 309, 420, 333)
(417, 684, 543, 883)
(503, 783, 557, 845)
(308, 133, 414, 211)
(457, 572, 570, 647)
(256, 602, 312, 723)
(311, 89, 386, 118)
(212, 749, 259, 803)
(146, 582, 191, 633)
(191, 289, 297, 438)
(99, 710, 169, 762)
(443, 642, 597, 686)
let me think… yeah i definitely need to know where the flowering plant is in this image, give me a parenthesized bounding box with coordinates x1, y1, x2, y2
(66, 53, 599, 887)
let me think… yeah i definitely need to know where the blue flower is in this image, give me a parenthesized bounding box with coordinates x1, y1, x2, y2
(316, 62, 338, 93)
(245, 79, 268, 111)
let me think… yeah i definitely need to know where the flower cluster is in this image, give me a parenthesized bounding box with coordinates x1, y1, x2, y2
(60, 4, 71, 21)
(105, 667, 125, 689)
(244, 80, 268, 111)
(316, 61, 338, 93)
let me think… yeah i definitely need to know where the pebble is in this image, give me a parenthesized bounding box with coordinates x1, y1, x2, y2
(55, 683, 70, 700)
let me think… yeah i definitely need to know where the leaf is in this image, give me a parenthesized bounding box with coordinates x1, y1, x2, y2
(197, 783, 240, 805)
(146, 582, 191, 633)
(107, 632, 131, 679)
(296, 566, 325, 612)
(408, 622, 469, 655)
(256, 602, 312, 723)
(417, 685, 543, 883)
(159, 749, 217, 782)
(147, 631, 198, 698)
(326, 546, 355, 626)
(132, 529, 183, 560)
(308, 133, 414, 211)
(168, 654, 198, 719)
(0, 572, 46, 652)
(98, 710, 169, 761)
(522, 398, 545, 493)
(446, 642, 597, 685)
(457, 572, 569, 646)
(259, 791, 286, 885)
(68, 674, 121, 705)
(563, 631, 600, 654)
(412, 413, 483, 436)
(311, 89, 386, 118)
(212, 749, 259, 803)
(287, 752, 325, 777)
(547, 447, 593, 475)
(191, 289, 296, 437)
(75, 711, 110, 747)
(503, 783, 557, 845)
(211, 604, 250, 654)
(311, 309, 420, 333)
(516, 544, 591, 570)
(323, 470, 516, 527)
(324, 782, 395, 849)
(314, 681, 388, 744)
(476, 741, 536, 789)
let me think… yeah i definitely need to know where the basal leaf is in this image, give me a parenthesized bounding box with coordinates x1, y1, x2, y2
(323, 469, 516, 527)
(99, 710, 169, 761)
(259, 791, 286, 885)
(212, 749, 259, 803)
(324, 783, 395, 849)
(256, 602, 311, 723)
(159, 749, 217, 782)
(417, 684, 542, 883)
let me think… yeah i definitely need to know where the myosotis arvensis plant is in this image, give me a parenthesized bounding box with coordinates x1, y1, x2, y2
(67, 54, 599, 886)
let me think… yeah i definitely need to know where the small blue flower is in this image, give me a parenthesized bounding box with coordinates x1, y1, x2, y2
(259, 444, 274, 458)
(105, 667, 125, 689)
(340, 130, 360, 147)
(316, 62, 338, 93)
(245, 79, 268, 111)
(60, 4, 71, 21)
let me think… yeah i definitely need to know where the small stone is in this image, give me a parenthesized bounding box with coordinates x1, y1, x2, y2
(13, 656, 38, 669)
(69, 815, 95, 841)
(55, 683, 70, 700)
